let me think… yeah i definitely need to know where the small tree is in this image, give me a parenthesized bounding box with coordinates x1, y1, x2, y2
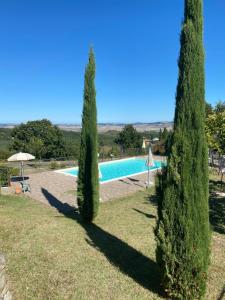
(77, 48, 99, 222)
(161, 127, 168, 141)
(155, 0, 210, 298)
(159, 128, 162, 141)
(214, 100, 225, 113)
(164, 130, 172, 156)
(206, 110, 225, 155)
(205, 101, 213, 117)
(115, 125, 142, 151)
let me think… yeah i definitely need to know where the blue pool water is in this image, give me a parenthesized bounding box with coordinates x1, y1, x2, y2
(61, 157, 163, 183)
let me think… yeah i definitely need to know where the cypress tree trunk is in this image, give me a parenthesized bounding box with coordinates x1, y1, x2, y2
(155, 1, 210, 298)
(77, 48, 99, 222)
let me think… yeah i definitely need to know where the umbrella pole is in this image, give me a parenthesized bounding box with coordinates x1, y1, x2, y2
(23, 161, 24, 183)
(147, 145, 153, 187)
(148, 146, 150, 187)
(20, 161, 22, 177)
(22, 161, 25, 190)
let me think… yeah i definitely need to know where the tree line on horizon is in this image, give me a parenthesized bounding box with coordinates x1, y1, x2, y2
(0, 121, 169, 160)
(1, 0, 224, 298)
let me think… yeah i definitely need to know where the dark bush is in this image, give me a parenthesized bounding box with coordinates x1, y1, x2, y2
(0, 166, 11, 187)
(0, 166, 20, 187)
(0, 149, 11, 160)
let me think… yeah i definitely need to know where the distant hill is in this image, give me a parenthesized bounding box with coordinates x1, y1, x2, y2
(0, 124, 16, 129)
(57, 122, 173, 132)
(0, 122, 173, 133)
(0, 122, 169, 157)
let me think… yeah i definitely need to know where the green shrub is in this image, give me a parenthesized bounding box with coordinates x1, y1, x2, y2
(49, 161, 68, 170)
(59, 163, 67, 169)
(10, 167, 20, 176)
(49, 161, 59, 170)
(0, 166, 20, 186)
(0, 166, 10, 187)
(0, 149, 11, 160)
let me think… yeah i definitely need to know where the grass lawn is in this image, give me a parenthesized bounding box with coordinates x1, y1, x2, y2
(0, 184, 225, 299)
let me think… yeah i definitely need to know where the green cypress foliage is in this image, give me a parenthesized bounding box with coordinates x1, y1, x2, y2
(155, 0, 210, 298)
(159, 128, 162, 141)
(77, 48, 99, 222)
(161, 127, 168, 141)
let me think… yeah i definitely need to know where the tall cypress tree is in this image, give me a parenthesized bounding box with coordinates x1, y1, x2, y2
(159, 128, 162, 141)
(161, 127, 168, 141)
(155, 1, 210, 298)
(77, 48, 99, 222)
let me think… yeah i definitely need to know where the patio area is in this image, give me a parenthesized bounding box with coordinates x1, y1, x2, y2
(11, 169, 157, 210)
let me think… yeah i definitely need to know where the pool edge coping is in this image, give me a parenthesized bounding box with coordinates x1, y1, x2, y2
(54, 156, 162, 184)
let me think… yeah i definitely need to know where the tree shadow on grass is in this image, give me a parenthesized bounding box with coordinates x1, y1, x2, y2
(217, 284, 225, 300)
(209, 179, 225, 194)
(209, 196, 225, 234)
(42, 188, 76, 213)
(209, 180, 225, 235)
(132, 208, 156, 219)
(41, 188, 162, 296)
(144, 181, 225, 235)
(145, 194, 158, 207)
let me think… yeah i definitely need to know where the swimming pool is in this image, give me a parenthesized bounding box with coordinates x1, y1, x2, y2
(57, 157, 163, 183)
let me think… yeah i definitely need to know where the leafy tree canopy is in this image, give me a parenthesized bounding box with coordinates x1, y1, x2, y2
(10, 119, 66, 159)
(205, 101, 213, 117)
(206, 110, 225, 154)
(115, 125, 142, 150)
(214, 100, 225, 113)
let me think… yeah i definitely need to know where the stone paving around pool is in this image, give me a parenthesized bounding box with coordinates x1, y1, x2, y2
(11, 169, 158, 211)
(8, 155, 165, 210)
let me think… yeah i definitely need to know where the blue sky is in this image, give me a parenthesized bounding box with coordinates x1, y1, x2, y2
(0, 0, 224, 123)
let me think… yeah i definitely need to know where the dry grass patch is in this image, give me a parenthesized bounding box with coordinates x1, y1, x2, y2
(0, 187, 224, 299)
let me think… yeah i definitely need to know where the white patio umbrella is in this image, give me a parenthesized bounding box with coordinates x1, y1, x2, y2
(144, 144, 154, 187)
(146, 146, 154, 167)
(7, 152, 35, 184)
